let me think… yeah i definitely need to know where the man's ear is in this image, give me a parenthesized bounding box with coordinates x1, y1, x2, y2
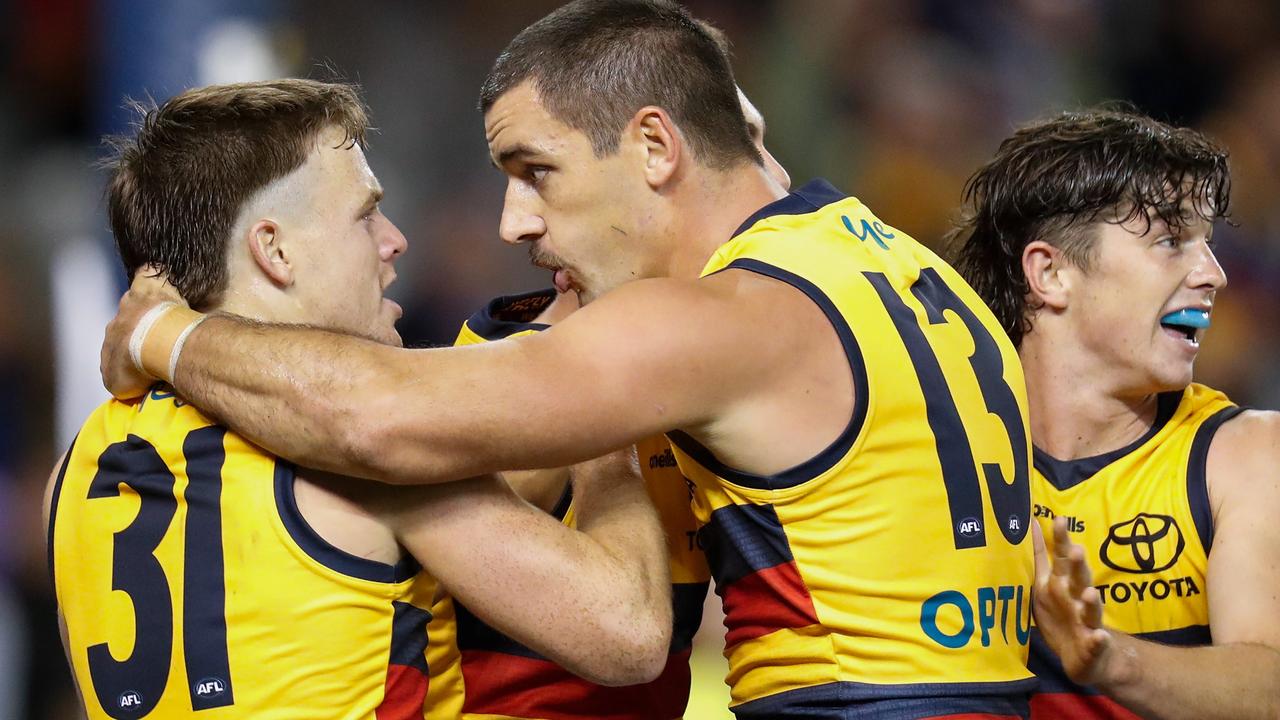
(1023, 240, 1071, 311)
(631, 106, 682, 189)
(246, 219, 292, 288)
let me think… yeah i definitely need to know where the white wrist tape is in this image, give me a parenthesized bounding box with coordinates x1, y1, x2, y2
(168, 313, 210, 384)
(129, 302, 178, 374)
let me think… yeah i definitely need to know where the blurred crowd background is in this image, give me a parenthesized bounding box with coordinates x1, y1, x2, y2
(3, 1, 1279, 718)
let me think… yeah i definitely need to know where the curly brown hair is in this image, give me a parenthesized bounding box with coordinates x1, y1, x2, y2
(948, 105, 1231, 347)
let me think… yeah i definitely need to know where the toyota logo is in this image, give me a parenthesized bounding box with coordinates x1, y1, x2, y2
(1100, 513, 1185, 574)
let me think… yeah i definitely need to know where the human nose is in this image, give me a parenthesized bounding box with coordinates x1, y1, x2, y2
(498, 181, 546, 246)
(380, 215, 408, 260)
(1188, 239, 1227, 292)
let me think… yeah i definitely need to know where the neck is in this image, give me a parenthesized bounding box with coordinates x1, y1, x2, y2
(211, 273, 303, 326)
(1020, 331, 1163, 460)
(663, 162, 788, 280)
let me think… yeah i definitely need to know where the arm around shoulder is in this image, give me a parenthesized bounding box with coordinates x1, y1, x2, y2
(171, 278, 749, 485)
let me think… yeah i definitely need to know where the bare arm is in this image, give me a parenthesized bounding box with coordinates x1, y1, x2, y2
(493, 289, 576, 513)
(1034, 411, 1280, 719)
(42, 453, 63, 558)
(501, 467, 571, 514)
(102, 274, 763, 483)
(374, 448, 672, 686)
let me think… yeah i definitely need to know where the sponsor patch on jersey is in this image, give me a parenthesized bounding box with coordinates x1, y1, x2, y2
(1100, 512, 1185, 574)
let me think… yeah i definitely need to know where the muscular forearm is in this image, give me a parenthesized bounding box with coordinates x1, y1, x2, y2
(174, 316, 625, 483)
(566, 447, 673, 654)
(109, 274, 733, 485)
(1098, 635, 1280, 719)
(173, 316, 418, 479)
(169, 315, 668, 484)
(393, 474, 671, 685)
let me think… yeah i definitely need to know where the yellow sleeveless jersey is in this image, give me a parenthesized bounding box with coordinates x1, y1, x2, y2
(1028, 383, 1240, 719)
(50, 386, 437, 719)
(422, 290, 711, 720)
(665, 180, 1036, 718)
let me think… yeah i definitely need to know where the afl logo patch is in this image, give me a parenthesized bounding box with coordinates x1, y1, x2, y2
(118, 690, 144, 710)
(194, 677, 227, 699)
(1100, 512, 1185, 574)
(957, 517, 983, 538)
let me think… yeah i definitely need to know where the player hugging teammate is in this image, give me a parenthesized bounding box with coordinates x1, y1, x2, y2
(53, 1, 1280, 720)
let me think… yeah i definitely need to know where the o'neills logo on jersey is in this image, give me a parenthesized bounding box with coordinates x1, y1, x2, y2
(649, 448, 678, 469)
(1100, 512, 1185, 574)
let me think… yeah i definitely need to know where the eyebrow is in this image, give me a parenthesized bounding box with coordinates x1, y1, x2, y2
(356, 187, 383, 218)
(492, 144, 546, 170)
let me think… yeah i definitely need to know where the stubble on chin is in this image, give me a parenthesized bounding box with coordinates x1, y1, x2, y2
(316, 317, 403, 348)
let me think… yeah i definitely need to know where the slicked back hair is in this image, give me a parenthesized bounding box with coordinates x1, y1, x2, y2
(949, 105, 1231, 347)
(103, 78, 370, 309)
(479, 0, 761, 170)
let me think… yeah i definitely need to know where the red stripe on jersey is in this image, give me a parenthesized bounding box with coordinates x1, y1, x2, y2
(461, 648, 692, 720)
(722, 561, 820, 648)
(1031, 692, 1138, 719)
(375, 664, 429, 720)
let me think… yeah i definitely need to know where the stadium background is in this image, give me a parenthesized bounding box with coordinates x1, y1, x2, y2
(3, 1, 1279, 717)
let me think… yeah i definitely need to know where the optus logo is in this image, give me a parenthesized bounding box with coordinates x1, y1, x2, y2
(1099, 512, 1184, 574)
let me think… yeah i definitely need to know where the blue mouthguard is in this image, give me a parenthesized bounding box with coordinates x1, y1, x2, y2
(1160, 308, 1211, 329)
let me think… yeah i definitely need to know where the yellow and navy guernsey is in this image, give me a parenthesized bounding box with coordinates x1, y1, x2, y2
(1029, 383, 1241, 719)
(667, 180, 1037, 718)
(423, 289, 711, 720)
(49, 387, 436, 720)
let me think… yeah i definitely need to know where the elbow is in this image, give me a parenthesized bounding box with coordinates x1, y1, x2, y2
(612, 622, 672, 686)
(586, 566, 674, 686)
(579, 622, 671, 687)
(587, 596, 673, 686)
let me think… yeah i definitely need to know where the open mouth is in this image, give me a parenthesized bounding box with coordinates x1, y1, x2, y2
(1159, 308, 1210, 343)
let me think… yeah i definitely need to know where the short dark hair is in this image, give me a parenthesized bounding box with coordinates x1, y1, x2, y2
(479, 0, 759, 170)
(949, 105, 1231, 346)
(103, 78, 370, 309)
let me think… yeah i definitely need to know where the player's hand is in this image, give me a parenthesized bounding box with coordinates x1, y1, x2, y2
(101, 268, 186, 398)
(1032, 518, 1113, 686)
